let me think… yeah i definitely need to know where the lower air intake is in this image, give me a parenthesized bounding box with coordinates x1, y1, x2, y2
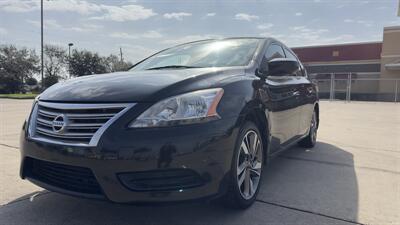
(25, 157, 103, 195)
(118, 169, 205, 191)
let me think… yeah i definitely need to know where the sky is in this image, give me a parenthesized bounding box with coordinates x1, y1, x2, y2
(0, 0, 399, 63)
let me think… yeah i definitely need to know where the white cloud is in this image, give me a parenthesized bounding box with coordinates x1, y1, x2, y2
(68, 24, 103, 32)
(163, 12, 192, 20)
(295, 12, 303, 16)
(289, 26, 329, 37)
(162, 34, 223, 45)
(110, 32, 135, 39)
(259, 32, 284, 39)
(257, 23, 274, 30)
(235, 13, 259, 21)
(343, 19, 373, 27)
(45, 0, 102, 14)
(141, 30, 163, 38)
(0, 27, 7, 35)
(110, 30, 162, 39)
(205, 12, 216, 17)
(334, 3, 347, 8)
(91, 5, 156, 21)
(0, 0, 101, 14)
(0, 0, 37, 12)
(260, 26, 357, 47)
(26, 19, 62, 29)
(26, 19, 102, 33)
(1, 1, 156, 22)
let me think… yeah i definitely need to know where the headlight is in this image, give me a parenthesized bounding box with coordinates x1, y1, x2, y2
(27, 96, 40, 137)
(129, 88, 224, 128)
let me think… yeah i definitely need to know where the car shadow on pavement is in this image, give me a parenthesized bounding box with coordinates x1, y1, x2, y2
(0, 141, 358, 225)
(258, 141, 359, 223)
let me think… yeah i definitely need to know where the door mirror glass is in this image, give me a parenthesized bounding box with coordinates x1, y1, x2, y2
(267, 58, 300, 76)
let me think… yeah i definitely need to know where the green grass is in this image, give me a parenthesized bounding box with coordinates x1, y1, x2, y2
(0, 93, 38, 99)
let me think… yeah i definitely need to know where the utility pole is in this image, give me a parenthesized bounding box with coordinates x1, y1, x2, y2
(119, 47, 123, 62)
(40, 0, 44, 90)
(68, 43, 74, 78)
(398, 0, 400, 16)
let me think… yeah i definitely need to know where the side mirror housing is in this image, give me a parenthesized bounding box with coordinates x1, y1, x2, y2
(257, 58, 300, 78)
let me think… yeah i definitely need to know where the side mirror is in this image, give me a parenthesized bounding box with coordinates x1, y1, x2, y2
(257, 58, 300, 78)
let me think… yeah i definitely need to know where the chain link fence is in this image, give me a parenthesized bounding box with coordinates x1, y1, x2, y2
(310, 73, 400, 102)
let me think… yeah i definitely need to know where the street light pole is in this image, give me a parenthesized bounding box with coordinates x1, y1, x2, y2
(40, 0, 44, 90)
(68, 43, 74, 78)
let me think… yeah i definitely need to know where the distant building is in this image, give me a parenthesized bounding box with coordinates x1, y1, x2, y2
(292, 42, 382, 76)
(292, 26, 400, 78)
(291, 26, 400, 101)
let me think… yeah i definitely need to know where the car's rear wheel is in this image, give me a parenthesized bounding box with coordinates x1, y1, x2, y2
(221, 121, 264, 209)
(299, 110, 318, 148)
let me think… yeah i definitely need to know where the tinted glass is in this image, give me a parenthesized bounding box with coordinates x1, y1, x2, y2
(284, 48, 303, 76)
(130, 39, 261, 71)
(265, 44, 285, 60)
(284, 48, 298, 61)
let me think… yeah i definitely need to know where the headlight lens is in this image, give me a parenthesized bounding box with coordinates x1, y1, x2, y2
(27, 96, 40, 137)
(129, 88, 224, 128)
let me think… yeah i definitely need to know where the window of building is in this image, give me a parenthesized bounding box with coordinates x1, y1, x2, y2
(332, 50, 340, 57)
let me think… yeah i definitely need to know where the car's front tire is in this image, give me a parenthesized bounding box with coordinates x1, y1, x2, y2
(221, 121, 264, 209)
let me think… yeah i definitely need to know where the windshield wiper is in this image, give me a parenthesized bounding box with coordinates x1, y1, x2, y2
(146, 65, 201, 70)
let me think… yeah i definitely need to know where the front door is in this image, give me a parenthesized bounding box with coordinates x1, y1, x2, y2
(283, 47, 317, 136)
(261, 44, 302, 153)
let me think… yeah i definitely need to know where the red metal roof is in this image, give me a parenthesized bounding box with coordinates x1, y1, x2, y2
(292, 42, 382, 63)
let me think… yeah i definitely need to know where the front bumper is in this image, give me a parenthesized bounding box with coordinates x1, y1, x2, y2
(20, 117, 239, 203)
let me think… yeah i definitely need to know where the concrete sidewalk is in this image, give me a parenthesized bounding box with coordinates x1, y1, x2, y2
(0, 99, 399, 225)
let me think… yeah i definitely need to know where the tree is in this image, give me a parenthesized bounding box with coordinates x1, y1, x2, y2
(69, 50, 108, 77)
(25, 77, 38, 86)
(0, 45, 39, 93)
(105, 54, 133, 72)
(43, 45, 67, 88)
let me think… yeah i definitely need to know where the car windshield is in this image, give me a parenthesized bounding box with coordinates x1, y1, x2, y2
(130, 39, 261, 71)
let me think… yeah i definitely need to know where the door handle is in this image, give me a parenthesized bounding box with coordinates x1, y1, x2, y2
(293, 91, 300, 96)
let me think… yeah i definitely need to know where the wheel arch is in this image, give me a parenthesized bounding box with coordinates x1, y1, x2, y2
(237, 102, 271, 164)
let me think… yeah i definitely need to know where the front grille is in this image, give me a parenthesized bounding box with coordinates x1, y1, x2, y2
(25, 157, 103, 195)
(118, 169, 205, 191)
(31, 102, 133, 146)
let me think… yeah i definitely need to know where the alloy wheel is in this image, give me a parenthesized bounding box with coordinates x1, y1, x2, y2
(236, 130, 263, 200)
(310, 112, 317, 143)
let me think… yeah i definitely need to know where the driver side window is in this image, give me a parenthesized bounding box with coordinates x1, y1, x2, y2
(265, 44, 285, 61)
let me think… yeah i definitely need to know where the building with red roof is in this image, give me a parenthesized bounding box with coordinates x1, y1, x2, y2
(291, 26, 400, 101)
(292, 42, 382, 75)
(291, 26, 400, 79)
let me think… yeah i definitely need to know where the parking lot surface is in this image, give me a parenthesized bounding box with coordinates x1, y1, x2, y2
(0, 99, 399, 225)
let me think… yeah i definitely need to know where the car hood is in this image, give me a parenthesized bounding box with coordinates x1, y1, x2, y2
(39, 68, 245, 103)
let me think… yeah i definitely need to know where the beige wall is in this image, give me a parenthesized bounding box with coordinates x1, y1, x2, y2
(379, 26, 400, 93)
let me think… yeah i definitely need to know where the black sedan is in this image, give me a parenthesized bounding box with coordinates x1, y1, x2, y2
(20, 37, 319, 208)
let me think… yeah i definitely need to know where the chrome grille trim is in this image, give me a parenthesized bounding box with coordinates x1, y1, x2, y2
(29, 101, 136, 147)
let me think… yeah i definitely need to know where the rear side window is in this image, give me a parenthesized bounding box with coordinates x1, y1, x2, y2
(265, 44, 285, 61)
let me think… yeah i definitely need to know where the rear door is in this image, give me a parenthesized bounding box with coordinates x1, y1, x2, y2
(261, 43, 302, 152)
